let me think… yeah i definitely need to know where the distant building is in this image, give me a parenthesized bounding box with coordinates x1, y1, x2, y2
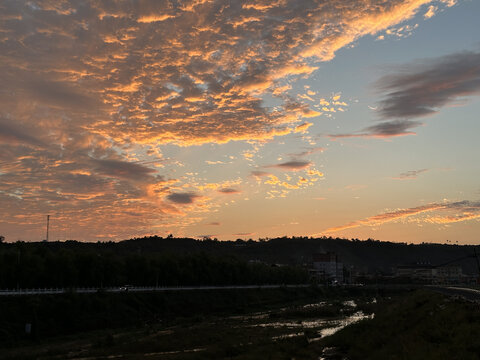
(396, 262, 464, 284)
(434, 265, 463, 284)
(311, 252, 344, 283)
(396, 263, 435, 282)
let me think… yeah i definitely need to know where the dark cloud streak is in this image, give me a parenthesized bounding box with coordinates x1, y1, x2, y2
(266, 160, 312, 171)
(376, 51, 480, 120)
(167, 192, 200, 204)
(0, 117, 44, 147)
(286, 146, 325, 157)
(393, 168, 429, 180)
(218, 188, 241, 194)
(330, 51, 480, 139)
(92, 158, 159, 181)
(251, 170, 270, 177)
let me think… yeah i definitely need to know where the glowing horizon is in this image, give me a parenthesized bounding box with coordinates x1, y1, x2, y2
(1, 0, 479, 244)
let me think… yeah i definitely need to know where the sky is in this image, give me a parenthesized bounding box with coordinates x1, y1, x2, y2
(1, 0, 480, 244)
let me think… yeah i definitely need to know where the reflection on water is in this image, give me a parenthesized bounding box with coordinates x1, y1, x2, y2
(342, 300, 357, 308)
(255, 319, 326, 329)
(143, 348, 206, 356)
(140, 299, 374, 358)
(302, 301, 327, 308)
(317, 311, 374, 339)
(272, 332, 304, 340)
(266, 311, 373, 342)
(247, 300, 374, 342)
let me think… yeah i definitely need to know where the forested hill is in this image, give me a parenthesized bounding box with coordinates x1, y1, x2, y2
(118, 236, 478, 274)
(1, 236, 478, 275)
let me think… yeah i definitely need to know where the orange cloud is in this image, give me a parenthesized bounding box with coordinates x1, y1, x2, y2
(137, 14, 174, 23)
(294, 122, 313, 133)
(0, 0, 447, 240)
(300, 0, 432, 61)
(325, 200, 480, 233)
(425, 213, 480, 224)
(325, 203, 446, 232)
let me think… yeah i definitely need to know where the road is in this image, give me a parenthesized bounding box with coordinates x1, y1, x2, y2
(0, 284, 311, 296)
(427, 285, 480, 302)
(3, 284, 479, 300)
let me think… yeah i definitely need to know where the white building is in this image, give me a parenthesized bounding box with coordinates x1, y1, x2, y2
(311, 252, 344, 283)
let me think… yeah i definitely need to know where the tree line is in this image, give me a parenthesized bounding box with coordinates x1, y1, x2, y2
(0, 242, 308, 289)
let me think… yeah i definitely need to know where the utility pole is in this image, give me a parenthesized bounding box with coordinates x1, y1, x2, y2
(45, 215, 50, 242)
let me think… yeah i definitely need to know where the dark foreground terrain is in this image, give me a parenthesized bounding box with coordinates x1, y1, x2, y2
(1, 286, 479, 359)
(323, 289, 480, 360)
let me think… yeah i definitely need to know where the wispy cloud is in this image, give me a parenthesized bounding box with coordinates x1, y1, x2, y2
(376, 51, 480, 120)
(218, 188, 241, 194)
(392, 168, 429, 180)
(330, 120, 423, 138)
(325, 200, 480, 233)
(286, 147, 325, 158)
(233, 232, 255, 237)
(330, 50, 480, 139)
(251, 170, 271, 178)
(424, 5, 437, 18)
(266, 160, 312, 171)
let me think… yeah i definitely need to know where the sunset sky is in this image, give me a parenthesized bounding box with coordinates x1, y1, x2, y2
(1, 0, 479, 243)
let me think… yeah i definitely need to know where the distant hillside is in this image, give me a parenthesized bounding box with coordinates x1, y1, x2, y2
(3, 236, 477, 275)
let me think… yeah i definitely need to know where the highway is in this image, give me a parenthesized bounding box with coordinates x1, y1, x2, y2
(2, 284, 480, 301)
(0, 284, 311, 296)
(428, 285, 480, 302)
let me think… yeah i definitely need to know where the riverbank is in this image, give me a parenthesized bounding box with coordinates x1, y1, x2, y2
(0, 286, 377, 359)
(3, 287, 476, 359)
(319, 289, 480, 359)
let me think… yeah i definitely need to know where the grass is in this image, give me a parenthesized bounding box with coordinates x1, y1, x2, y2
(2, 287, 479, 359)
(320, 290, 480, 360)
(0, 286, 375, 359)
